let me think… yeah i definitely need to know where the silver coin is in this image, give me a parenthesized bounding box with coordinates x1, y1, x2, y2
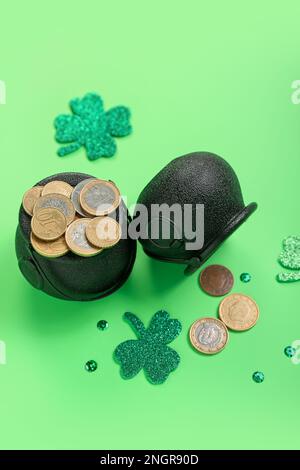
(33, 193, 75, 225)
(80, 180, 120, 216)
(65, 219, 102, 257)
(189, 317, 228, 354)
(71, 178, 96, 216)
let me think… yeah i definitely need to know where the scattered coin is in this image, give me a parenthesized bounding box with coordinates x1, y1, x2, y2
(30, 232, 69, 258)
(199, 264, 234, 296)
(41, 180, 73, 198)
(86, 217, 122, 248)
(80, 179, 120, 216)
(71, 178, 97, 216)
(189, 317, 229, 354)
(33, 193, 75, 225)
(65, 218, 103, 257)
(219, 293, 259, 331)
(22, 186, 43, 216)
(31, 207, 67, 241)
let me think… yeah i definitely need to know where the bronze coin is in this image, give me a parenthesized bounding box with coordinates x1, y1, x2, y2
(199, 264, 234, 296)
(219, 293, 259, 331)
(30, 232, 69, 258)
(31, 207, 67, 241)
(86, 217, 122, 248)
(42, 180, 73, 198)
(22, 186, 43, 216)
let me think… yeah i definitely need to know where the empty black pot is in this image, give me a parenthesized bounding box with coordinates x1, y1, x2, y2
(16, 172, 137, 300)
(135, 152, 257, 274)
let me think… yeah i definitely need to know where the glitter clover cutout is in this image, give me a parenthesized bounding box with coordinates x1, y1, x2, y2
(277, 236, 300, 282)
(114, 311, 182, 385)
(54, 93, 132, 160)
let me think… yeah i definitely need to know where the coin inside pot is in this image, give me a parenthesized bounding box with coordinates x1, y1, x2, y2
(33, 193, 75, 225)
(31, 207, 67, 241)
(79, 179, 120, 216)
(65, 218, 103, 257)
(86, 217, 122, 248)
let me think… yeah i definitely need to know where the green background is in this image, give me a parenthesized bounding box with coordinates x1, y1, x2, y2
(0, 0, 299, 450)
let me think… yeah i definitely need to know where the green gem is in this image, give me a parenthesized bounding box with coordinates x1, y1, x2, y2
(97, 320, 108, 331)
(85, 360, 97, 372)
(252, 371, 264, 383)
(240, 272, 251, 283)
(284, 346, 296, 358)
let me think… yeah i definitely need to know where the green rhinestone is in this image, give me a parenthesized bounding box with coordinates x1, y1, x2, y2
(252, 371, 264, 383)
(240, 272, 251, 283)
(284, 346, 296, 358)
(85, 360, 97, 372)
(97, 320, 108, 331)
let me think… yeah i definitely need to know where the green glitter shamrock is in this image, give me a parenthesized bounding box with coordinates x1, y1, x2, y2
(114, 311, 182, 385)
(277, 236, 300, 282)
(54, 93, 132, 160)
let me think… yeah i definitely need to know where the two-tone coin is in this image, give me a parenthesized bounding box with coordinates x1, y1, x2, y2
(80, 179, 120, 216)
(42, 180, 73, 198)
(71, 178, 96, 216)
(65, 218, 103, 257)
(189, 317, 229, 354)
(22, 186, 43, 216)
(219, 293, 259, 331)
(30, 232, 69, 258)
(31, 207, 67, 241)
(199, 264, 234, 296)
(33, 193, 75, 225)
(86, 217, 122, 248)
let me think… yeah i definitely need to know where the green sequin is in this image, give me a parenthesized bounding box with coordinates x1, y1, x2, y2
(284, 346, 296, 358)
(114, 311, 182, 385)
(240, 272, 251, 283)
(54, 93, 132, 160)
(85, 360, 97, 372)
(97, 320, 108, 331)
(277, 236, 300, 283)
(252, 371, 264, 383)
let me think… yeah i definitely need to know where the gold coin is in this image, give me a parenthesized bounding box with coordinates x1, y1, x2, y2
(31, 207, 67, 241)
(22, 186, 43, 216)
(79, 179, 120, 216)
(33, 193, 75, 225)
(42, 180, 73, 198)
(189, 317, 229, 355)
(218, 293, 259, 331)
(86, 217, 122, 248)
(65, 218, 103, 257)
(30, 232, 69, 258)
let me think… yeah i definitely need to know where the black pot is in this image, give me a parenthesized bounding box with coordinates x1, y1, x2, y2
(135, 152, 257, 274)
(16, 172, 137, 301)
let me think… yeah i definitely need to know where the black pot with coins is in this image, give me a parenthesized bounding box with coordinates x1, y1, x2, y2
(135, 151, 257, 275)
(16, 172, 137, 301)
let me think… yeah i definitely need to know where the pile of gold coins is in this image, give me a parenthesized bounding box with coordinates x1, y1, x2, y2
(189, 264, 259, 355)
(22, 179, 122, 258)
